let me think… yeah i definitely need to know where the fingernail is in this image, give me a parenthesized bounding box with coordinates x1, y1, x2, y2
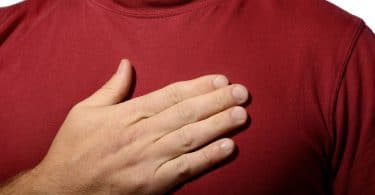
(220, 139, 234, 153)
(231, 107, 247, 122)
(232, 85, 248, 103)
(213, 75, 229, 88)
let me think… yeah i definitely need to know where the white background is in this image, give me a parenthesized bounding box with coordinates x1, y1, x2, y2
(0, 0, 374, 30)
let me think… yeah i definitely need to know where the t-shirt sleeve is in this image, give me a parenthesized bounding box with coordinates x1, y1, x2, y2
(0, 2, 28, 46)
(332, 23, 375, 194)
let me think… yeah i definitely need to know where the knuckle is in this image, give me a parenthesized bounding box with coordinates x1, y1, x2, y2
(68, 103, 86, 118)
(123, 149, 146, 168)
(119, 100, 153, 123)
(199, 150, 213, 167)
(176, 104, 195, 121)
(211, 115, 223, 127)
(166, 83, 183, 104)
(124, 125, 146, 145)
(71, 101, 86, 111)
(71, 102, 84, 111)
(175, 156, 191, 180)
(128, 175, 149, 194)
(213, 91, 226, 109)
(178, 129, 194, 150)
(100, 85, 117, 96)
(131, 126, 145, 141)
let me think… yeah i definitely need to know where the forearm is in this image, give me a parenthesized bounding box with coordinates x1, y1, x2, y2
(0, 170, 37, 195)
(0, 166, 53, 195)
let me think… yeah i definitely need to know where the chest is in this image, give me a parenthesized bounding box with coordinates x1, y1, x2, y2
(0, 19, 328, 194)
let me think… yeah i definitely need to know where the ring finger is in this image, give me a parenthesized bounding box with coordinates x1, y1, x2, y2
(152, 106, 247, 162)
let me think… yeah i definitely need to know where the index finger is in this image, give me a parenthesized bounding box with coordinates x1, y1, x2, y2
(119, 74, 229, 121)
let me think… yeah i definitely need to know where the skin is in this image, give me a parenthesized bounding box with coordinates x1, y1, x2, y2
(0, 59, 249, 195)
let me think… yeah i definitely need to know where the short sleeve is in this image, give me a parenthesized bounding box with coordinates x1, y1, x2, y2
(0, 2, 28, 46)
(331, 23, 375, 194)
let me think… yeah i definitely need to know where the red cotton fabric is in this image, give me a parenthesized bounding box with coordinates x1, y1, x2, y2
(0, 0, 374, 194)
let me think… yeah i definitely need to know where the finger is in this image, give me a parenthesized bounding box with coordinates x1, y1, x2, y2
(153, 138, 235, 191)
(118, 74, 229, 120)
(136, 84, 248, 140)
(80, 59, 133, 107)
(153, 106, 247, 161)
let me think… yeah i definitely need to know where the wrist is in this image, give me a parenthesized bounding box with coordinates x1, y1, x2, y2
(0, 168, 41, 195)
(27, 163, 66, 195)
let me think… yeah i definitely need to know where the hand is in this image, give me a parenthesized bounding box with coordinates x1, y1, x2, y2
(1, 59, 249, 195)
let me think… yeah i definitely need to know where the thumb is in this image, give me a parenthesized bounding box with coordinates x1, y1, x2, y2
(81, 59, 133, 107)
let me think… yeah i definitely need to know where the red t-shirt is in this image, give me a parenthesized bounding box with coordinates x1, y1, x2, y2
(0, 0, 374, 194)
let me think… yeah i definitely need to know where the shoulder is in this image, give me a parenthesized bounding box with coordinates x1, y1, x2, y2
(0, 0, 59, 20)
(245, 0, 364, 39)
(240, 0, 367, 134)
(286, 0, 364, 43)
(0, 0, 82, 46)
(240, 0, 365, 63)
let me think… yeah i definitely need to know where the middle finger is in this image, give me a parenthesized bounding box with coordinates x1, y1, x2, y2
(133, 84, 248, 141)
